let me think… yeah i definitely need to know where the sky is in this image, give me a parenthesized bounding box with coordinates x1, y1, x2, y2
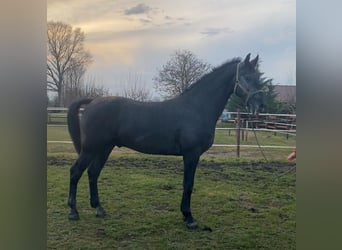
(47, 0, 296, 98)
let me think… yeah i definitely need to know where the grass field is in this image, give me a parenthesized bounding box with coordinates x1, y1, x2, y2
(47, 123, 296, 249)
(47, 154, 295, 249)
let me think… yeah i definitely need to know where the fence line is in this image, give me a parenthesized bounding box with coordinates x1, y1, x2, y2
(47, 141, 73, 144)
(47, 108, 296, 117)
(215, 127, 296, 133)
(48, 124, 296, 134)
(47, 140, 294, 149)
(47, 109, 296, 129)
(47, 107, 296, 115)
(47, 108, 296, 152)
(212, 144, 294, 149)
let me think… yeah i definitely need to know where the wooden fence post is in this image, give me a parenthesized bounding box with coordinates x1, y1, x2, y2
(245, 120, 248, 141)
(241, 119, 244, 141)
(236, 109, 241, 158)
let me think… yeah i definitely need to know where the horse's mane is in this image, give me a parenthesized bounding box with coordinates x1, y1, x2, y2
(181, 57, 241, 95)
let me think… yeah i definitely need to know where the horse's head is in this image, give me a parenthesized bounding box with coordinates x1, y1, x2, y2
(234, 53, 267, 114)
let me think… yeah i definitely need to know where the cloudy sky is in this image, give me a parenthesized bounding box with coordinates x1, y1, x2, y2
(47, 0, 296, 97)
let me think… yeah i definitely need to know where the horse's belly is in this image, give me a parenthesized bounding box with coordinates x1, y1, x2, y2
(120, 134, 182, 156)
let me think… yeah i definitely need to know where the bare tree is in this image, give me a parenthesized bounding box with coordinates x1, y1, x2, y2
(82, 77, 111, 97)
(62, 61, 85, 104)
(121, 72, 152, 102)
(123, 82, 151, 102)
(63, 75, 111, 107)
(47, 21, 93, 106)
(153, 49, 211, 98)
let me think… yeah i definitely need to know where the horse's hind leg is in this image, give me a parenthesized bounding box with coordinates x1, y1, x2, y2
(68, 152, 93, 220)
(87, 146, 114, 217)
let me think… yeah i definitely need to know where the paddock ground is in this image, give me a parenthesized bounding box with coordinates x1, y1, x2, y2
(47, 154, 296, 249)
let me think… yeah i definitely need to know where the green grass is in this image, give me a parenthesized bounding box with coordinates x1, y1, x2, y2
(47, 115, 296, 248)
(47, 154, 295, 249)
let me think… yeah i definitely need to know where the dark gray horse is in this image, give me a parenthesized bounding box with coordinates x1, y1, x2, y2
(67, 54, 265, 229)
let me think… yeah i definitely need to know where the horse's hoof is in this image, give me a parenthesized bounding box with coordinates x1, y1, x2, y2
(95, 206, 106, 218)
(68, 212, 80, 221)
(186, 221, 199, 230)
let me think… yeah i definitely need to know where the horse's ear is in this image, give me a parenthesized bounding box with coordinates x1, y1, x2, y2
(250, 55, 259, 68)
(244, 53, 251, 64)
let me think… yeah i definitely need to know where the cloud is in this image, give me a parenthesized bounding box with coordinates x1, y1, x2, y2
(140, 18, 152, 25)
(124, 3, 151, 15)
(200, 27, 233, 37)
(47, 0, 296, 92)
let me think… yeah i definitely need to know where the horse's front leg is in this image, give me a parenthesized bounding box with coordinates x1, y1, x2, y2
(181, 152, 200, 229)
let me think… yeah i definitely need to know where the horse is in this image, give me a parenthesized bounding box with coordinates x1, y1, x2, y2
(66, 53, 265, 229)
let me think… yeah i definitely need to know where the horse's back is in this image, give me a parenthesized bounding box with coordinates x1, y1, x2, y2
(79, 97, 180, 152)
(79, 96, 213, 155)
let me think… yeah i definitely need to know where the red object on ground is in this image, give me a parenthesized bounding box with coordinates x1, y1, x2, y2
(287, 148, 296, 161)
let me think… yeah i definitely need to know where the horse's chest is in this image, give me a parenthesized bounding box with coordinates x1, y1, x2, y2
(201, 132, 215, 149)
(180, 128, 215, 153)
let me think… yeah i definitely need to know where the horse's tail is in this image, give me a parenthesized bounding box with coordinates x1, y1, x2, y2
(67, 98, 93, 154)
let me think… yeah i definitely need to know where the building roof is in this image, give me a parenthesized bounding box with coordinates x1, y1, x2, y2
(273, 85, 296, 104)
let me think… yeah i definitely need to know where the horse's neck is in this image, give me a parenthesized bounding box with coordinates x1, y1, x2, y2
(180, 71, 236, 125)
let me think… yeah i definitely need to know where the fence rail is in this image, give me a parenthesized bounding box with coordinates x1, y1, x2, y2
(47, 107, 296, 115)
(47, 108, 296, 155)
(46, 140, 294, 149)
